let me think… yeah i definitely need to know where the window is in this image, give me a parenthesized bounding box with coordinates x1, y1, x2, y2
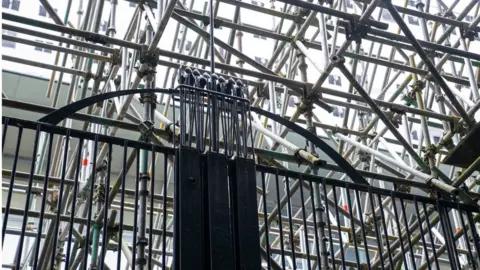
(34, 40, 52, 53)
(185, 40, 192, 51)
(466, 15, 474, 22)
(2, 30, 16, 48)
(408, 15, 419, 26)
(382, 10, 395, 22)
(129, 1, 136, 7)
(411, 130, 418, 140)
(251, 0, 264, 7)
(39, 5, 46, 16)
(3, 0, 20, 10)
(288, 96, 298, 107)
(38, 6, 57, 18)
(433, 136, 440, 144)
(407, 0, 415, 6)
(345, 0, 353, 9)
(254, 56, 267, 66)
(176, 39, 192, 51)
(253, 34, 267, 40)
(328, 75, 342, 86)
(219, 47, 225, 57)
(100, 20, 108, 32)
(332, 106, 345, 118)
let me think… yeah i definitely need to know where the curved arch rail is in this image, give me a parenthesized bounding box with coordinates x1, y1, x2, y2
(38, 87, 369, 185)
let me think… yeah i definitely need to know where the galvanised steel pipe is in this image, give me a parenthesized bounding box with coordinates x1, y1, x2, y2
(360, 0, 479, 136)
(310, 0, 383, 94)
(2, 35, 110, 63)
(384, 1, 473, 126)
(2, 55, 89, 77)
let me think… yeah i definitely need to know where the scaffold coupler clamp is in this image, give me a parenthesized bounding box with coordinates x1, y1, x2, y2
(293, 148, 305, 167)
(409, 80, 426, 95)
(331, 125, 349, 136)
(139, 121, 154, 142)
(111, 48, 122, 66)
(357, 150, 370, 162)
(330, 54, 346, 67)
(299, 95, 315, 116)
(460, 26, 478, 41)
(166, 122, 180, 143)
(422, 144, 437, 164)
(385, 110, 402, 128)
(342, 15, 371, 44)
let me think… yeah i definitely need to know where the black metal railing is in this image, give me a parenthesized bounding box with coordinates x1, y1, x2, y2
(2, 117, 175, 269)
(3, 116, 480, 270)
(255, 165, 480, 270)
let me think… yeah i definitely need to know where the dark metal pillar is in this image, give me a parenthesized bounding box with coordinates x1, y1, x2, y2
(231, 157, 262, 269)
(174, 147, 205, 269)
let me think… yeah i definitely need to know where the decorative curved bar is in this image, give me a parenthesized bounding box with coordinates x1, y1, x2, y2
(38, 87, 369, 185)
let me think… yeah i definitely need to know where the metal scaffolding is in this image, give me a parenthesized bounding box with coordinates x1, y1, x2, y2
(2, 0, 480, 269)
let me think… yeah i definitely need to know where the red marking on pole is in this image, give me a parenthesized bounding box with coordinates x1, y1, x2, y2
(82, 158, 88, 166)
(343, 205, 348, 211)
(456, 227, 461, 233)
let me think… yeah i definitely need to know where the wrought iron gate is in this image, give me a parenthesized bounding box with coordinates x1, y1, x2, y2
(3, 74, 480, 269)
(3, 116, 480, 270)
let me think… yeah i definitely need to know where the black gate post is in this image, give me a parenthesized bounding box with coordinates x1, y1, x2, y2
(205, 152, 235, 269)
(231, 157, 262, 270)
(174, 147, 204, 270)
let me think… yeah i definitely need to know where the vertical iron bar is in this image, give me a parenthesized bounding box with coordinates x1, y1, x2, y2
(49, 130, 70, 270)
(82, 135, 98, 270)
(132, 150, 140, 267)
(414, 199, 432, 270)
(2, 118, 9, 150)
(31, 132, 54, 268)
(345, 184, 361, 269)
(2, 126, 23, 244)
(322, 179, 335, 270)
(117, 141, 127, 268)
(162, 154, 168, 268)
(377, 193, 394, 268)
(298, 175, 312, 270)
(399, 197, 417, 269)
(354, 189, 371, 269)
(390, 193, 408, 270)
(332, 186, 346, 270)
(285, 176, 297, 270)
(274, 172, 287, 269)
(368, 188, 385, 270)
(100, 143, 112, 270)
(64, 138, 84, 268)
(148, 147, 155, 269)
(466, 211, 480, 267)
(261, 172, 271, 270)
(438, 202, 460, 270)
(422, 202, 440, 269)
(458, 207, 475, 269)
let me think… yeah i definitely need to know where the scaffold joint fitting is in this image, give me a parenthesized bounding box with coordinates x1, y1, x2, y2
(329, 55, 345, 66)
(460, 26, 478, 41)
(85, 33, 107, 45)
(342, 16, 371, 43)
(139, 45, 160, 67)
(112, 48, 122, 65)
(139, 121, 154, 142)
